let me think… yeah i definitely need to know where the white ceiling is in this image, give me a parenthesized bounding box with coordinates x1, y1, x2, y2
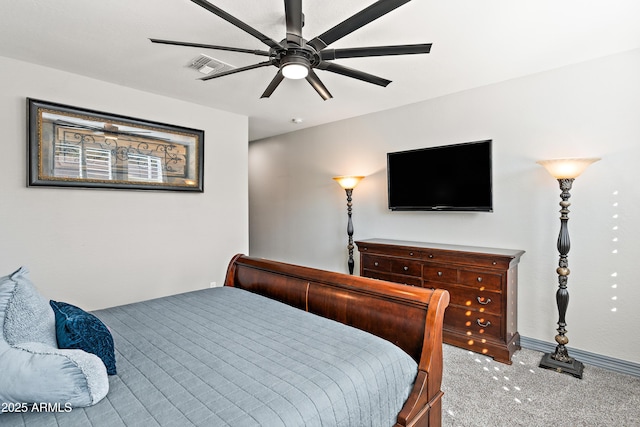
(1, 0, 639, 141)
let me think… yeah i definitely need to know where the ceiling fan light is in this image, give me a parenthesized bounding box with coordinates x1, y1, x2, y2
(282, 63, 309, 79)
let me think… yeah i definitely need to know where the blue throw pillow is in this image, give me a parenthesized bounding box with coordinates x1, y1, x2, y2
(50, 300, 117, 375)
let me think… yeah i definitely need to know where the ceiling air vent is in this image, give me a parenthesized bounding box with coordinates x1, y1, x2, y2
(187, 54, 235, 75)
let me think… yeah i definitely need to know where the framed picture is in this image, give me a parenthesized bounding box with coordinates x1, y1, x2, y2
(27, 98, 204, 192)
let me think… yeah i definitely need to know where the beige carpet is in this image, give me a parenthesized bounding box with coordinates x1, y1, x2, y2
(441, 344, 640, 426)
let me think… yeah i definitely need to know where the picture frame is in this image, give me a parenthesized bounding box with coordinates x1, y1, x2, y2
(27, 98, 204, 192)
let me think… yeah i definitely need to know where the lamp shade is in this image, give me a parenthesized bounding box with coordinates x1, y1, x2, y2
(537, 158, 600, 179)
(333, 176, 365, 190)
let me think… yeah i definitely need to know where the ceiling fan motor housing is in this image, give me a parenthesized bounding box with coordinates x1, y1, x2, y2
(275, 42, 318, 73)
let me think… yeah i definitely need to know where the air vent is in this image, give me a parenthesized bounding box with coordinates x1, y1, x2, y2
(187, 54, 235, 75)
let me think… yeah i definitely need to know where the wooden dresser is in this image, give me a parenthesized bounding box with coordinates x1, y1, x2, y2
(355, 238, 525, 364)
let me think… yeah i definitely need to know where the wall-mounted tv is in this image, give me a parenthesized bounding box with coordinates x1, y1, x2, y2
(387, 139, 493, 212)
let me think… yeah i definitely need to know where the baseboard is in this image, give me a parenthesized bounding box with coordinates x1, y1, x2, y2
(520, 336, 640, 378)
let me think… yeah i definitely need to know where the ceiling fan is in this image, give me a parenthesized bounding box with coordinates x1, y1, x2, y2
(150, 0, 431, 100)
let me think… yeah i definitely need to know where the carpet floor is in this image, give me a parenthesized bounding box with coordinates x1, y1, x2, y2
(441, 344, 640, 426)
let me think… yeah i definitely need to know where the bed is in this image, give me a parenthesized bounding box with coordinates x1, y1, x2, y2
(1, 254, 449, 427)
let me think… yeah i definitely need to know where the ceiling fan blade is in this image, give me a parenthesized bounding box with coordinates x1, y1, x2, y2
(261, 72, 285, 98)
(149, 39, 271, 56)
(320, 43, 431, 60)
(284, 0, 303, 46)
(306, 70, 333, 100)
(316, 61, 391, 87)
(308, 0, 411, 51)
(200, 60, 275, 81)
(190, 0, 283, 50)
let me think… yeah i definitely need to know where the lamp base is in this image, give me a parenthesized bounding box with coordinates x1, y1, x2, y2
(539, 352, 584, 379)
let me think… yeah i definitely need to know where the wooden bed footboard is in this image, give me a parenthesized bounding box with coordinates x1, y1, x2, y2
(224, 254, 450, 427)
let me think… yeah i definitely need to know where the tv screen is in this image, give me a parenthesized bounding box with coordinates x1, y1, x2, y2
(387, 140, 493, 212)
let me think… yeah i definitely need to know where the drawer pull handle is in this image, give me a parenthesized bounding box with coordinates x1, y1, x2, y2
(477, 277, 483, 283)
(403, 266, 409, 271)
(374, 262, 379, 267)
(428, 254, 434, 259)
(476, 319, 491, 328)
(437, 271, 443, 277)
(409, 252, 414, 256)
(477, 297, 492, 305)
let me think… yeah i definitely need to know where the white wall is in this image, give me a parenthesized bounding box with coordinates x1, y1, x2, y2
(0, 56, 249, 311)
(249, 48, 640, 364)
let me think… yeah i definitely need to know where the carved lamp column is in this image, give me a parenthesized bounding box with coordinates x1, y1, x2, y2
(333, 176, 365, 275)
(536, 157, 600, 379)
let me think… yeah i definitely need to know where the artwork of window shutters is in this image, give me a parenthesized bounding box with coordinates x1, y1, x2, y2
(126, 153, 163, 183)
(53, 142, 82, 178)
(85, 147, 113, 180)
(51, 125, 188, 183)
(30, 100, 203, 192)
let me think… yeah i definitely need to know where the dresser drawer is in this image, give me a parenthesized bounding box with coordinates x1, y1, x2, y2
(444, 306, 502, 340)
(389, 259, 422, 276)
(459, 270, 502, 291)
(362, 270, 422, 287)
(423, 265, 458, 284)
(436, 284, 502, 315)
(422, 251, 512, 270)
(362, 255, 392, 272)
(359, 244, 422, 259)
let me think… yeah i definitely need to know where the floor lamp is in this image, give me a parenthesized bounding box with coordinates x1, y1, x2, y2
(333, 176, 365, 275)
(537, 157, 600, 379)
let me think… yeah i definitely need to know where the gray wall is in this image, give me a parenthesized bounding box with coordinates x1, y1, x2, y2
(249, 48, 640, 364)
(0, 56, 249, 311)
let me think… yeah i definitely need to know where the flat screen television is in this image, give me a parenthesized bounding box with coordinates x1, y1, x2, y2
(387, 139, 493, 212)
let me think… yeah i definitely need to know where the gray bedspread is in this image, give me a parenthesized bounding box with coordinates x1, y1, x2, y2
(2, 286, 417, 426)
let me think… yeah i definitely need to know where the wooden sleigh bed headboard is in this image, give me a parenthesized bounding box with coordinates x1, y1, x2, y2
(224, 254, 450, 427)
